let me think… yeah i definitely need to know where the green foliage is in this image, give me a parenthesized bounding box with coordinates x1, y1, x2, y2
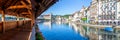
(62, 15, 71, 18)
(81, 17, 87, 21)
(82, 26, 87, 32)
(36, 32, 44, 40)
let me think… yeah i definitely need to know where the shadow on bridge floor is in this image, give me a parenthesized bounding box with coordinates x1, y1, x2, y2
(0, 23, 32, 40)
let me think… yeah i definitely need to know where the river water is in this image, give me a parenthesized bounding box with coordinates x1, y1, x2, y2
(37, 21, 120, 40)
(37, 21, 88, 40)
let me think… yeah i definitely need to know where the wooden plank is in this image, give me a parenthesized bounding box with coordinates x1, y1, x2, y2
(17, 14, 19, 28)
(0, 22, 3, 32)
(46, 0, 53, 6)
(7, 1, 31, 9)
(39, 3, 46, 9)
(7, 5, 28, 9)
(1, 10, 5, 33)
(20, 1, 31, 9)
(4, 21, 17, 31)
(26, 0, 31, 4)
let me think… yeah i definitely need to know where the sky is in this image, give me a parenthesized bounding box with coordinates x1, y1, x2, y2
(42, 0, 92, 15)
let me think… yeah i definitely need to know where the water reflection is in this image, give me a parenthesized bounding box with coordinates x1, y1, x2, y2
(38, 20, 120, 40)
(56, 21, 62, 25)
(69, 22, 120, 40)
(43, 21, 52, 29)
(70, 22, 87, 38)
(38, 21, 88, 40)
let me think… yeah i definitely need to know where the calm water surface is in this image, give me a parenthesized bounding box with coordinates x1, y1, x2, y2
(37, 21, 88, 40)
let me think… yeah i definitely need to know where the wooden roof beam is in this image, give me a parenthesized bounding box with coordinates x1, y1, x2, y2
(26, 0, 31, 4)
(20, 1, 31, 9)
(46, 0, 53, 6)
(7, 0, 32, 9)
(28, 10, 32, 15)
(21, 13, 29, 14)
(42, 0, 45, 3)
(21, 1, 28, 6)
(21, 11, 32, 15)
(39, 3, 46, 9)
(7, 5, 28, 9)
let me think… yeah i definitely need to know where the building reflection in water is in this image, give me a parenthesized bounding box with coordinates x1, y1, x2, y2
(68, 22, 72, 27)
(70, 22, 86, 38)
(56, 21, 62, 25)
(43, 21, 52, 29)
(42, 20, 120, 40)
(68, 22, 120, 40)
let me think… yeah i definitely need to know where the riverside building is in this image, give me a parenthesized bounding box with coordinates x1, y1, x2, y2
(98, 0, 120, 25)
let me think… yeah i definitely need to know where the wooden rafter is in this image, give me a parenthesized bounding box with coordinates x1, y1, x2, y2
(20, 1, 32, 9)
(21, 1, 29, 8)
(26, 0, 31, 4)
(39, 3, 45, 9)
(21, 12, 29, 14)
(28, 10, 32, 15)
(46, 0, 53, 6)
(7, 1, 31, 10)
(7, 5, 28, 9)
(42, 0, 45, 3)
(0, 0, 57, 19)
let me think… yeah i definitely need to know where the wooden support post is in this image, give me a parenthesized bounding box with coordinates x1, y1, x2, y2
(28, 10, 35, 27)
(30, 15, 33, 27)
(23, 18, 25, 25)
(31, 14, 35, 27)
(17, 14, 19, 28)
(1, 10, 5, 33)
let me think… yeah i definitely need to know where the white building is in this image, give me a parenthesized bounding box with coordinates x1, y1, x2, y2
(117, 0, 120, 25)
(89, 0, 99, 24)
(68, 15, 73, 20)
(117, 1, 120, 20)
(98, 0, 120, 25)
(43, 14, 52, 19)
(80, 6, 87, 17)
(72, 11, 81, 21)
(80, 6, 93, 23)
(56, 16, 62, 21)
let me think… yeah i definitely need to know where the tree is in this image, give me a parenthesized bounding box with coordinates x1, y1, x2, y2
(62, 15, 71, 19)
(81, 17, 87, 21)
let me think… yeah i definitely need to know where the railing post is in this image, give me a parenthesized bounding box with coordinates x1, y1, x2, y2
(17, 14, 19, 28)
(28, 10, 35, 27)
(31, 16, 35, 27)
(23, 18, 25, 25)
(1, 10, 5, 33)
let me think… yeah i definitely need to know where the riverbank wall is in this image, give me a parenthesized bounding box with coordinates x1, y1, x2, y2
(35, 24, 45, 40)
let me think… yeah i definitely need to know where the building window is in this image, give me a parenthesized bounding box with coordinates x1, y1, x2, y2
(110, 16, 112, 19)
(113, 7, 115, 10)
(112, 7, 114, 10)
(119, 17, 120, 20)
(110, 0, 112, 1)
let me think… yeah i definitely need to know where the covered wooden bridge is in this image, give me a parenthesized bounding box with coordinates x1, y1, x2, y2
(0, 0, 58, 40)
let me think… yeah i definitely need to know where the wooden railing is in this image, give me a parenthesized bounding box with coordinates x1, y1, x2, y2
(0, 22, 2, 32)
(0, 20, 32, 33)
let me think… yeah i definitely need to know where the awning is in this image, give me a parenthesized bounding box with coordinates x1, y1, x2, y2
(104, 27, 113, 32)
